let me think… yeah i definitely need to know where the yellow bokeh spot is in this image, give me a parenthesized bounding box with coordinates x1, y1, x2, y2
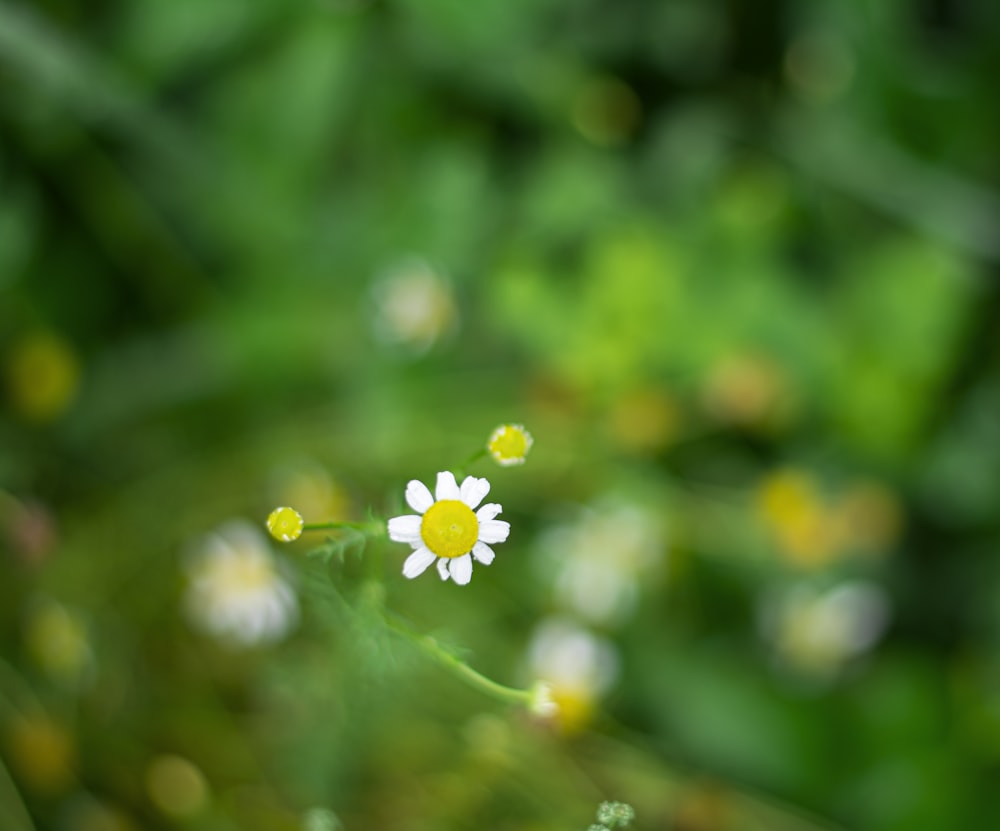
(6, 715, 75, 794)
(269, 464, 352, 524)
(421, 500, 478, 558)
(702, 353, 789, 428)
(487, 424, 533, 466)
(607, 387, 679, 454)
(70, 800, 135, 831)
(5, 332, 81, 422)
(756, 469, 839, 569)
(550, 686, 596, 735)
(757, 469, 817, 524)
(832, 481, 903, 555)
(146, 754, 208, 818)
(24, 600, 91, 683)
(266, 506, 303, 542)
(571, 77, 641, 146)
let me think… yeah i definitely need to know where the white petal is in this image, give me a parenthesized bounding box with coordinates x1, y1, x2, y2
(478, 519, 510, 544)
(460, 476, 490, 510)
(405, 480, 435, 513)
(402, 547, 436, 579)
(436, 558, 450, 580)
(449, 553, 473, 585)
(472, 541, 495, 565)
(476, 503, 502, 521)
(388, 514, 422, 543)
(435, 471, 461, 501)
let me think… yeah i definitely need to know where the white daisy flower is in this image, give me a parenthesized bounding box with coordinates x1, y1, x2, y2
(387, 471, 510, 585)
(184, 521, 298, 647)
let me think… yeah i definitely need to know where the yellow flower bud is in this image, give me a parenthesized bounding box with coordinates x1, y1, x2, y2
(266, 507, 303, 542)
(486, 424, 533, 466)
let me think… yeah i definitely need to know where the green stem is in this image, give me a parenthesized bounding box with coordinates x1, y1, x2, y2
(384, 614, 531, 707)
(303, 520, 384, 536)
(454, 447, 488, 479)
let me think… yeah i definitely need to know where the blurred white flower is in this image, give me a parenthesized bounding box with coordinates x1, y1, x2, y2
(759, 580, 889, 678)
(539, 500, 665, 627)
(371, 258, 457, 353)
(388, 471, 509, 585)
(527, 617, 619, 731)
(184, 521, 298, 647)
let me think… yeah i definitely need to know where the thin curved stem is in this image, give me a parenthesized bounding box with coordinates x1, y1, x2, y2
(384, 614, 531, 707)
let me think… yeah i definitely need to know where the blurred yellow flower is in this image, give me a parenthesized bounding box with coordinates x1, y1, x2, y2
(23, 598, 93, 686)
(756, 469, 839, 570)
(145, 754, 209, 818)
(606, 387, 679, 455)
(487, 424, 533, 466)
(266, 506, 304, 542)
(701, 352, 792, 430)
(756, 469, 902, 569)
(268, 462, 353, 525)
(832, 480, 904, 555)
(5, 714, 75, 794)
(4, 331, 81, 421)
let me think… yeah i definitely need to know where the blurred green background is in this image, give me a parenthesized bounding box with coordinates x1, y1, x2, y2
(3, 0, 1000, 829)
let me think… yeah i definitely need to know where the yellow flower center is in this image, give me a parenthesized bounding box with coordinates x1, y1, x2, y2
(421, 500, 478, 558)
(195, 550, 277, 596)
(488, 424, 532, 464)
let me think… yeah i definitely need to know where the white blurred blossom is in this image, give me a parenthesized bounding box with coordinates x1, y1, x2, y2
(527, 617, 619, 730)
(759, 580, 889, 678)
(539, 500, 665, 627)
(371, 257, 457, 353)
(184, 521, 298, 648)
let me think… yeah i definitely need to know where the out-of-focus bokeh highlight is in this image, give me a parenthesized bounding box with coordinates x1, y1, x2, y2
(3, 0, 1000, 829)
